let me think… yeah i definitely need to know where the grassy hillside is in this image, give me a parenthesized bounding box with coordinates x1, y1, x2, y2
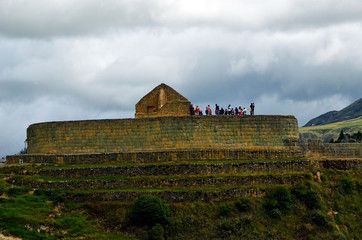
(304, 98, 362, 127)
(0, 161, 361, 240)
(299, 116, 362, 142)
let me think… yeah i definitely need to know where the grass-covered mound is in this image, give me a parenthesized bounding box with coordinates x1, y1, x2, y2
(0, 164, 360, 239)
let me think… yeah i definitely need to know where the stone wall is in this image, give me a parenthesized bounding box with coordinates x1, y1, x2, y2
(11, 174, 304, 190)
(299, 139, 362, 158)
(312, 159, 362, 170)
(65, 188, 266, 202)
(6, 149, 304, 164)
(25, 115, 299, 155)
(37, 160, 310, 178)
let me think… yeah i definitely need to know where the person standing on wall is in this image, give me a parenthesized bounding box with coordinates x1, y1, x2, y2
(195, 106, 200, 115)
(190, 104, 195, 115)
(250, 102, 255, 115)
(220, 107, 225, 115)
(207, 105, 212, 116)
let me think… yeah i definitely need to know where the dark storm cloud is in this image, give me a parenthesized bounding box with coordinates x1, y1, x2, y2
(1, 0, 362, 157)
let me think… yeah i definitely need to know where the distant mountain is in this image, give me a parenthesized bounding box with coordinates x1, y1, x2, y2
(304, 98, 362, 127)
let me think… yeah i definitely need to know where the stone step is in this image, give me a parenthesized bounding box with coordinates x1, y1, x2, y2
(36, 160, 310, 178)
(6, 149, 304, 165)
(64, 187, 268, 202)
(8, 173, 306, 190)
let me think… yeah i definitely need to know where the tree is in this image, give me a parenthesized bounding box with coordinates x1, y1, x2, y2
(336, 130, 345, 143)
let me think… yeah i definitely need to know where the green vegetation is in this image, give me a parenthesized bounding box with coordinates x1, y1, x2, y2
(127, 195, 170, 227)
(234, 197, 251, 212)
(329, 130, 362, 143)
(0, 162, 360, 239)
(299, 116, 362, 142)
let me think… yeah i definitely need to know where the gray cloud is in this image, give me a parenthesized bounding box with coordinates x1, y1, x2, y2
(1, 1, 362, 157)
(1, 0, 362, 38)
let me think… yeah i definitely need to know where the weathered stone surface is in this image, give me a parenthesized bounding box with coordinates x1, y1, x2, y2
(24, 115, 299, 155)
(313, 159, 362, 170)
(135, 83, 191, 118)
(37, 160, 310, 178)
(6, 149, 304, 164)
(64, 188, 266, 203)
(299, 139, 362, 158)
(9, 174, 305, 190)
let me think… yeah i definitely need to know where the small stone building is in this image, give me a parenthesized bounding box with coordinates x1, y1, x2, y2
(135, 83, 191, 118)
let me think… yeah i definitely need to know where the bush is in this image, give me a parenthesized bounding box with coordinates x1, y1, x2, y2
(33, 188, 43, 196)
(55, 217, 95, 236)
(33, 188, 64, 202)
(218, 220, 236, 237)
(291, 182, 307, 200)
(310, 211, 329, 227)
(234, 197, 251, 212)
(263, 186, 293, 217)
(304, 190, 321, 210)
(128, 196, 170, 227)
(292, 183, 321, 210)
(218, 202, 231, 216)
(147, 224, 165, 240)
(339, 177, 355, 195)
(269, 208, 282, 219)
(5, 225, 50, 240)
(7, 187, 28, 197)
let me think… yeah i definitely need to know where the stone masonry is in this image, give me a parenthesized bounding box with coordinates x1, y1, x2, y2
(135, 83, 191, 118)
(24, 115, 299, 155)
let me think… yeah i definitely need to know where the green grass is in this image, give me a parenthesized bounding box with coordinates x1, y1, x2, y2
(9, 171, 309, 182)
(299, 116, 362, 142)
(0, 158, 308, 172)
(1, 164, 360, 239)
(0, 184, 138, 239)
(300, 116, 362, 132)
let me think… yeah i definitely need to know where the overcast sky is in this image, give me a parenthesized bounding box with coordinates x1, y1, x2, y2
(1, 0, 362, 157)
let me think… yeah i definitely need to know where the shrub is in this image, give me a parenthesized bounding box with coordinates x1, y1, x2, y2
(33, 188, 64, 202)
(33, 188, 43, 196)
(234, 197, 251, 212)
(263, 186, 293, 217)
(218, 220, 236, 237)
(291, 182, 307, 200)
(269, 208, 282, 219)
(303, 190, 321, 210)
(5, 225, 50, 240)
(239, 216, 252, 225)
(55, 217, 95, 236)
(7, 187, 28, 197)
(218, 202, 231, 216)
(339, 177, 355, 195)
(147, 224, 165, 240)
(292, 183, 321, 210)
(128, 196, 170, 227)
(311, 211, 329, 227)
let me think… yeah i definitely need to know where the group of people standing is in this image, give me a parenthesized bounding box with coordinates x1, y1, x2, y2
(190, 103, 255, 116)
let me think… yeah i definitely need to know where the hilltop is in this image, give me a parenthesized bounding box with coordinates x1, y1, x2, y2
(304, 98, 362, 127)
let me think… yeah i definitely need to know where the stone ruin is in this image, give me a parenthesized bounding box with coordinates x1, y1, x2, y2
(135, 83, 191, 118)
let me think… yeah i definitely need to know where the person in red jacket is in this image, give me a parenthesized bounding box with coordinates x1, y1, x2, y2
(195, 106, 200, 115)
